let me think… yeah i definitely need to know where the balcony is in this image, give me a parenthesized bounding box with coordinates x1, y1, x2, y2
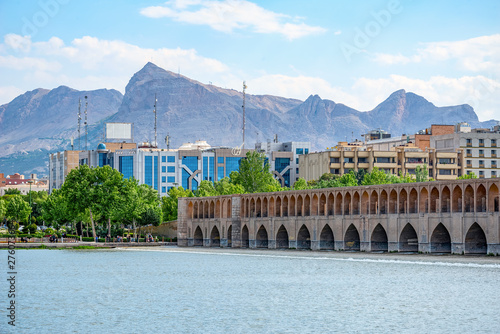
(492, 143, 497, 147)
(466, 143, 472, 147)
(374, 162, 397, 169)
(479, 142, 484, 147)
(479, 164, 485, 168)
(492, 153, 497, 158)
(437, 163, 458, 169)
(479, 174, 485, 178)
(466, 153, 472, 158)
(344, 162, 355, 169)
(479, 154, 484, 157)
(466, 163, 472, 168)
(357, 162, 370, 169)
(330, 163, 341, 169)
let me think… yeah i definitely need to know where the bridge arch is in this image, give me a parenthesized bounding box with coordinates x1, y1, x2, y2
(256, 225, 268, 248)
(193, 226, 203, 246)
(430, 187, 439, 213)
(283, 196, 289, 217)
(269, 197, 275, 217)
(389, 189, 397, 214)
(290, 195, 296, 216)
(241, 225, 249, 248)
(262, 197, 268, 217)
(465, 222, 487, 254)
(327, 193, 334, 215)
(452, 185, 462, 213)
(441, 186, 450, 213)
(226, 198, 232, 218)
(204, 201, 209, 218)
(380, 190, 388, 214)
(476, 184, 487, 213)
(419, 187, 429, 213)
(210, 226, 220, 247)
(371, 224, 388, 252)
(276, 196, 281, 217)
(408, 188, 417, 213)
(209, 201, 215, 218)
(490, 184, 499, 212)
(353, 191, 361, 215)
(430, 223, 451, 253)
(464, 185, 474, 212)
(276, 225, 289, 249)
(399, 223, 418, 252)
(297, 224, 311, 249)
(370, 190, 378, 215)
(187, 201, 194, 219)
(227, 225, 232, 247)
(304, 194, 311, 216)
(193, 201, 198, 219)
(344, 192, 352, 215)
(311, 194, 318, 216)
(344, 224, 360, 251)
(297, 195, 303, 216)
(256, 198, 262, 217)
(335, 193, 342, 215)
(319, 224, 334, 250)
(359, 191, 366, 215)
(319, 194, 326, 216)
(399, 189, 408, 214)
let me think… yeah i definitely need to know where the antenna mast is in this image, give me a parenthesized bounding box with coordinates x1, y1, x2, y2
(78, 98, 81, 150)
(242, 81, 247, 149)
(84, 96, 88, 150)
(154, 93, 157, 148)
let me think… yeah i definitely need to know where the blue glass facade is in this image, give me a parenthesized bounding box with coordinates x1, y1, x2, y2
(162, 156, 166, 163)
(98, 153, 107, 167)
(217, 167, 224, 181)
(209, 157, 214, 181)
(162, 176, 166, 183)
(162, 186, 166, 193)
(218, 157, 224, 164)
(153, 156, 158, 190)
(226, 157, 241, 177)
(183, 156, 198, 172)
(182, 169, 190, 189)
(168, 176, 175, 182)
(162, 166, 166, 173)
(203, 157, 208, 180)
(119, 156, 134, 179)
(167, 166, 175, 173)
(275, 158, 290, 173)
(145, 156, 153, 187)
(167, 156, 175, 163)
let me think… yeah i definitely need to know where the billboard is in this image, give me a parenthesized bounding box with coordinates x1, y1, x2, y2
(105, 123, 133, 141)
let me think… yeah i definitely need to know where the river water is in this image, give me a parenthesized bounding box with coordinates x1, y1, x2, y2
(1, 247, 500, 333)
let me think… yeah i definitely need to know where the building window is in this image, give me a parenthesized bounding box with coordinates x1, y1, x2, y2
(439, 169, 452, 175)
(479, 160, 484, 167)
(466, 160, 472, 167)
(296, 168, 299, 174)
(182, 156, 198, 172)
(226, 157, 242, 176)
(217, 167, 224, 181)
(218, 157, 224, 164)
(168, 166, 175, 173)
(492, 139, 497, 147)
(167, 156, 175, 163)
(492, 171, 497, 178)
(305, 148, 309, 154)
(492, 150, 497, 157)
(162, 156, 166, 163)
(162, 166, 166, 173)
(296, 148, 304, 155)
(119, 156, 134, 179)
(162, 176, 166, 183)
(358, 157, 367, 163)
(492, 160, 497, 168)
(479, 170, 484, 178)
(98, 153, 107, 167)
(145, 156, 153, 187)
(330, 169, 340, 174)
(407, 157, 423, 163)
(466, 138, 472, 147)
(439, 158, 452, 164)
(168, 186, 173, 192)
(375, 157, 391, 163)
(162, 186, 166, 193)
(466, 149, 472, 157)
(168, 176, 175, 182)
(330, 157, 339, 163)
(296, 158, 299, 164)
(479, 149, 484, 157)
(153, 156, 158, 190)
(344, 157, 354, 163)
(479, 138, 484, 147)
(275, 158, 290, 173)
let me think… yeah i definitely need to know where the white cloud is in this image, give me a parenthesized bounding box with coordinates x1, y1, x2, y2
(140, 0, 327, 40)
(373, 34, 500, 74)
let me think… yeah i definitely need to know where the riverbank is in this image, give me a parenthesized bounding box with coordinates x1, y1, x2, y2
(0, 241, 177, 249)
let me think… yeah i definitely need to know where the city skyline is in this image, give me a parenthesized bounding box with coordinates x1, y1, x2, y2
(0, 0, 499, 121)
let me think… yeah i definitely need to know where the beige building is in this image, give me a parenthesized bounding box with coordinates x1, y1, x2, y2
(49, 150, 81, 193)
(299, 144, 463, 182)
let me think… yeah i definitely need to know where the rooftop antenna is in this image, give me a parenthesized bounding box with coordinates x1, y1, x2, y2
(154, 93, 157, 148)
(165, 134, 170, 150)
(77, 98, 81, 150)
(242, 81, 247, 149)
(274, 134, 278, 143)
(71, 137, 74, 150)
(84, 96, 88, 150)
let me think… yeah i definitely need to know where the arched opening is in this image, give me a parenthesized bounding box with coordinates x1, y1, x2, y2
(227, 225, 232, 247)
(276, 225, 289, 249)
(399, 223, 418, 252)
(353, 191, 361, 215)
(476, 185, 486, 213)
(319, 225, 334, 250)
(250, 199, 255, 217)
(276, 197, 282, 217)
(304, 195, 311, 216)
(327, 193, 334, 216)
(408, 189, 417, 213)
(371, 224, 388, 252)
(370, 191, 378, 215)
(430, 223, 451, 253)
(464, 185, 474, 212)
(262, 197, 268, 217)
(452, 186, 462, 213)
(227, 199, 232, 218)
(241, 225, 249, 248)
(419, 187, 428, 213)
(319, 194, 326, 216)
(389, 190, 397, 214)
(380, 190, 388, 214)
(297, 224, 311, 249)
(215, 200, 221, 218)
(441, 186, 450, 213)
(465, 222, 487, 254)
(204, 201, 209, 218)
(256, 198, 262, 217)
(193, 202, 199, 219)
(310, 195, 317, 216)
(399, 189, 407, 214)
(269, 197, 275, 217)
(188, 201, 194, 219)
(256, 225, 268, 248)
(344, 192, 351, 215)
(335, 193, 342, 215)
(359, 191, 367, 215)
(489, 184, 499, 212)
(210, 226, 220, 247)
(283, 196, 288, 217)
(193, 226, 203, 246)
(210, 201, 215, 218)
(344, 224, 360, 251)
(297, 195, 303, 216)
(430, 187, 439, 213)
(289, 196, 296, 216)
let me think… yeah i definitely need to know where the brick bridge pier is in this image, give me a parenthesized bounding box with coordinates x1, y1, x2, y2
(178, 179, 500, 255)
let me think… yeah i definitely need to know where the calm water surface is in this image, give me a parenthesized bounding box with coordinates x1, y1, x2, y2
(1, 247, 500, 333)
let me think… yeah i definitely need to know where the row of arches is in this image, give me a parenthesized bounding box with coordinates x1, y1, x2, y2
(191, 222, 488, 254)
(237, 183, 499, 218)
(189, 198, 232, 219)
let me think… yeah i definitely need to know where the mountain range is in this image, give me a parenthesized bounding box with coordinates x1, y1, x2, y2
(0, 62, 497, 176)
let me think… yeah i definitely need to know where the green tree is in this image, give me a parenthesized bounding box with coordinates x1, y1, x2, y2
(162, 186, 193, 222)
(362, 167, 390, 185)
(231, 151, 276, 193)
(458, 172, 478, 179)
(6, 195, 31, 224)
(42, 189, 71, 230)
(0, 199, 6, 220)
(196, 180, 218, 197)
(293, 178, 310, 190)
(415, 165, 429, 183)
(4, 188, 21, 195)
(353, 169, 367, 185)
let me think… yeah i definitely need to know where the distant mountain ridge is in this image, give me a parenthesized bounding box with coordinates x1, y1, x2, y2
(0, 62, 497, 176)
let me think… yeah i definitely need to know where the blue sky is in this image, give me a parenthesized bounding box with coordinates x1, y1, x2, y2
(0, 0, 499, 121)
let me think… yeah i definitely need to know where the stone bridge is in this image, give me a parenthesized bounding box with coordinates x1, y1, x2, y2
(177, 178, 500, 254)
